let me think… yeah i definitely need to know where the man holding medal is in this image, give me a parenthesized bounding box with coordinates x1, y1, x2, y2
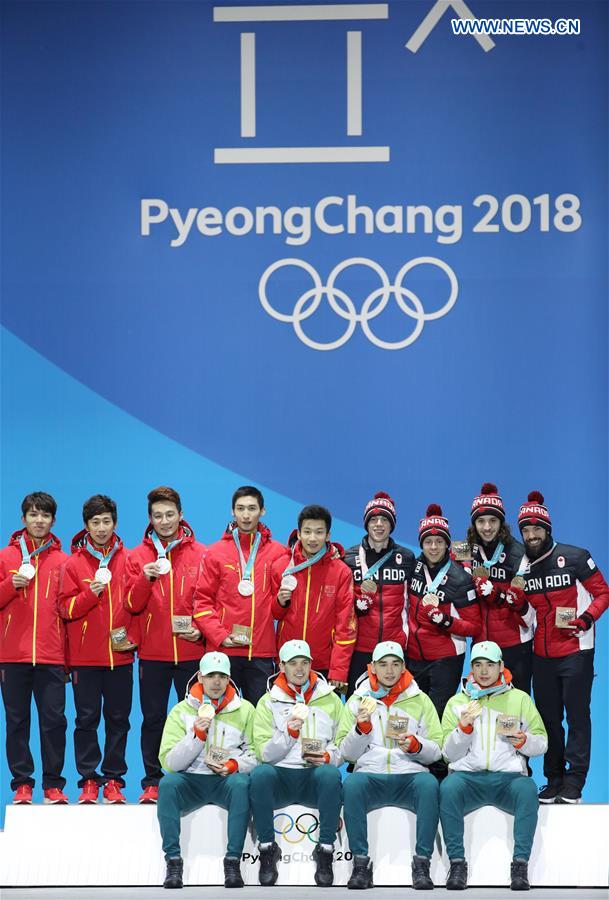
(0, 491, 69, 804)
(463, 484, 533, 693)
(58, 495, 136, 804)
(406, 505, 480, 727)
(271, 505, 357, 692)
(440, 641, 547, 891)
(336, 641, 442, 890)
(343, 492, 415, 697)
(250, 640, 344, 887)
(193, 486, 285, 705)
(514, 491, 609, 805)
(125, 486, 207, 804)
(158, 651, 257, 889)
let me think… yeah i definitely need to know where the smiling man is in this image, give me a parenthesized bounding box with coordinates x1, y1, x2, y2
(194, 486, 285, 705)
(250, 640, 344, 888)
(513, 491, 609, 805)
(58, 495, 136, 804)
(337, 641, 442, 890)
(125, 486, 207, 803)
(343, 492, 415, 697)
(271, 505, 356, 691)
(440, 641, 547, 891)
(0, 492, 69, 804)
(157, 651, 257, 889)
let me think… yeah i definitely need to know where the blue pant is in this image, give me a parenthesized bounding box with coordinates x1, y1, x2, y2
(343, 771, 439, 858)
(440, 771, 539, 861)
(250, 764, 343, 846)
(157, 771, 250, 858)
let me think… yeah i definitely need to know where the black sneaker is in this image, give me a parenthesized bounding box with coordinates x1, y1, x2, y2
(538, 779, 563, 804)
(163, 857, 183, 889)
(258, 842, 281, 886)
(347, 855, 373, 890)
(224, 856, 244, 888)
(446, 858, 468, 890)
(411, 855, 434, 890)
(510, 858, 530, 891)
(556, 782, 582, 804)
(312, 844, 334, 887)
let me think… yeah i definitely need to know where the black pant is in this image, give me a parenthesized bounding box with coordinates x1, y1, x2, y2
(228, 656, 275, 706)
(347, 650, 373, 698)
(139, 658, 200, 787)
(72, 664, 133, 787)
(0, 663, 67, 790)
(503, 640, 533, 695)
(407, 654, 464, 781)
(533, 649, 594, 789)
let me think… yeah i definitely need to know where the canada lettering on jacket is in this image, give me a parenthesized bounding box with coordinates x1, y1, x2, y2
(525, 574, 572, 592)
(354, 569, 406, 583)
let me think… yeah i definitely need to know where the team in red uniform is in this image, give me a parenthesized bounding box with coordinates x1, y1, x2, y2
(0, 492, 69, 804)
(125, 486, 207, 803)
(271, 505, 357, 688)
(58, 495, 135, 804)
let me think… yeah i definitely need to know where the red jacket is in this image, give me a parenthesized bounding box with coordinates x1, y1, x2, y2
(407, 555, 480, 661)
(124, 521, 207, 663)
(193, 523, 285, 659)
(58, 531, 135, 669)
(0, 530, 68, 665)
(270, 536, 357, 682)
(520, 541, 609, 658)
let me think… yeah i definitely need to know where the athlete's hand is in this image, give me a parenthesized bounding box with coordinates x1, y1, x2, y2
(89, 580, 105, 597)
(329, 680, 348, 695)
(398, 734, 421, 754)
(505, 585, 527, 612)
(567, 613, 594, 636)
(503, 731, 527, 747)
(460, 700, 482, 728)
(427, 608, 453, 629)
(143, 561, 161, 581)
(303, 752, 327, 767)
(473, 576, 494, 599)
(221, 636, 240, 648)
(177, 626, 201, 642)
(12, 573, 30, 590)
(286, 716, 304, 733)
(276, 588, 292, 607)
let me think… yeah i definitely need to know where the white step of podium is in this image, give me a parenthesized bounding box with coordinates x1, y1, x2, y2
(0, 804, 606, 887)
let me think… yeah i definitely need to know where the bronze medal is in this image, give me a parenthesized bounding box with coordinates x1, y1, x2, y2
(473, 566, 489, 579)
(361, 578, 377, 595)
(511, 576, 526, 590)
(422, 593, 439, 607)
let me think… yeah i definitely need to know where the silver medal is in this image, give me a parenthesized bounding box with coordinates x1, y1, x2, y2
(281, 574, 298, 591)
(18, 563, 36, 580)
(238, 579, 255, 596)
(95, 567, 112, 584)
(156, 557, 171, 575)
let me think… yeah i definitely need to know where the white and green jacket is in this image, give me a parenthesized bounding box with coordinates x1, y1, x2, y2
(253, 675, 343, 768)
(159, 684, 257, 775)
(336, 674, 442, 775)
(442, 678, 548, 775)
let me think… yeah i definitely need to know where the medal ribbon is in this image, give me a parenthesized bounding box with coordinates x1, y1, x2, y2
(291, 679, 311, 704)
(203, 691, 226, 707)
(478, 542, 504, 574)
(282, 545, 326, 577)
(516, 541, 557, 577)
(423, 559, 452, 594)
(19, 535, 53, 566)
(233, 530, 261, 583)
(367, 685, 390, 700)
(358, 545, 394, 582)
(151, 531, 182, 561)
(85, 540, 119, 570)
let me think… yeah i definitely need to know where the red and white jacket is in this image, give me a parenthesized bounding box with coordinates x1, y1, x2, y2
(519, 541, 609, 658)
(193, 523, 285, 660)
(407, 554, 480, 661)
(124, 521, 207, 663)
(58, 531, 135, 669)
(0, 530, 68, 665)
(270, 535, 357, 682)
(462, 538, 533, 649)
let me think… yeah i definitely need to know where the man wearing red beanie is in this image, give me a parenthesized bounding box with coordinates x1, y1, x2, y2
(515, 491, 609, 804)
(465, 483, 533, 693)
(344, 492, 415, 696)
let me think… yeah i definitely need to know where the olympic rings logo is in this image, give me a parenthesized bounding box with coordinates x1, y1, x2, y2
(273, 812, 344, 844)
(258, 256, 459, 351)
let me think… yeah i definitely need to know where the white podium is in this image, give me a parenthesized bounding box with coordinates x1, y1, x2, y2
(0, 803, 606, 887)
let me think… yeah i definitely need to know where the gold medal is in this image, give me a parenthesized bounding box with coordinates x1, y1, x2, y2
(511, 576, 526, 590)
(359, 696, 377, 716)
